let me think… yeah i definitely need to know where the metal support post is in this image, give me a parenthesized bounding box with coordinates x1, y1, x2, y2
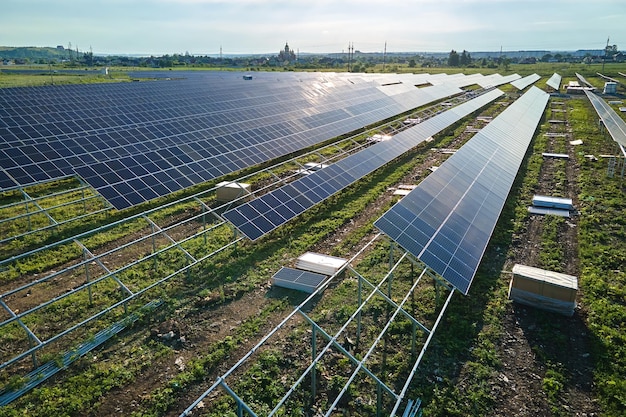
(388, 242, 394, 298)
(356, 275, 362, 349)
(151, 222, 158, 271)
(83, 248, 93, 305)
(311, 325, 317, 402)
(24, 198, 32, 232)
(203, 205, 208, 245)
(82, 187, 87, 213)
(412, 322, 417, 359)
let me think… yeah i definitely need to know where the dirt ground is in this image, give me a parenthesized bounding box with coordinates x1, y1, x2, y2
(490, 99, 598, 416)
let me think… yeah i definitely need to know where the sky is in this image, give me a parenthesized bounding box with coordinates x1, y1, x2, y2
(1, 0, 625, 56)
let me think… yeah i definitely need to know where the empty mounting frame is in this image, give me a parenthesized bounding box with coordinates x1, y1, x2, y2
(374, 86, 549, 295)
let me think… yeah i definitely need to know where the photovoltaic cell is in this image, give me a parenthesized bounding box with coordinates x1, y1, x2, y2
(374, 86, 549, 295)
(222, 89, 505, 241)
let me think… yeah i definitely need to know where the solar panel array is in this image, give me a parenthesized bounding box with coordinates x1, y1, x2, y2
(271, 267, 327, 293)
(585, 89, 626, 147)
(374, 86, 549, 294)
(546, 73, 562, 91)
(575, 73, 594, 88)
(477, 73, 521, 88)
(511, 73, 541, 90)
(0, 71, 470, 209)
(222, 88, 505, 241)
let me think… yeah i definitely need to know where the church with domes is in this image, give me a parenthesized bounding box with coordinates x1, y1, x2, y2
(278, 42, 297, 63)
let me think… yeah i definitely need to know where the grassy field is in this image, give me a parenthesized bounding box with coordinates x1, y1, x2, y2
(0, 64, 625, 415)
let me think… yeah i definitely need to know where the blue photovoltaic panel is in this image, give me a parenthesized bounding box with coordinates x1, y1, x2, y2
(0, 71, 468, 209)
(511, 73, 541, 90)
(477, 73, 521, 88)
(223, 89, 505, 241)
(272, 267, 327, 292)
(585, 89, 626, 148)
(546, 73, 562, 91)
(374, 86, 549, 295)
(575, 72, 594, 88)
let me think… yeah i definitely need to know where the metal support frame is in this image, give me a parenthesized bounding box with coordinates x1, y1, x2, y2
(0, 84, 488, 406)
(0, 185, 111, 246)
(0, 199, 242, 371)
(181, 234, 456, 417)
(0, 235, 244, 371)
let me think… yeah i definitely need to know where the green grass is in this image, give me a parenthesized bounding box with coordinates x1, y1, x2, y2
(0, 71, 132, 88)
(1, 66, 625, 415)
(571, 98, 626, 415)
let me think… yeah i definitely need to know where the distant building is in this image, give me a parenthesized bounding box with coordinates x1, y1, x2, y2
(278, 42, 297, 63)
(56, 45, 64, 50)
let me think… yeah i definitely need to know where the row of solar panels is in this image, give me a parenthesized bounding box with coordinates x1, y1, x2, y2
(585, 89, 626, 148)
(222, 89, 505, 240)
(374, 86, 549, 294)
(0, 72, 490, 209)
(511, 73, 541, 90)
(0, 71, 521, 210)
(546, 73, 562, 91)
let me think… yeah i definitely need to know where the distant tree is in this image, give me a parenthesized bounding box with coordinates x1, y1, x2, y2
(158, 55, 174, 68)
(481, 58, 488, 67)
(541, 53, 553, 62)
(502, 56, 511, 71)
(554, 53, 563, 62)
(460, 50, 471, 66)
(82, 51, 94, 66)
(448, 50, 460, 67)
(408, 59, 416, 68)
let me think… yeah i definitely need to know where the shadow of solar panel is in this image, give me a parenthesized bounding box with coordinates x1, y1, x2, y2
(374, 86, 549, 295)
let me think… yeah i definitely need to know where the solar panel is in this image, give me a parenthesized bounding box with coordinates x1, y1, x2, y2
(223, 89, 505, 241)
(271, 267, 327, 293)
(477, 73, 521, 88)
(374, 86, 549, 295)
(510, 74, 541, 90)
(585, 90, 626, 148)
(575, 73, 594, 88)
(528, 206, 571, 217)
(546, 73, 562, 91)
(0, 72, 466, 210)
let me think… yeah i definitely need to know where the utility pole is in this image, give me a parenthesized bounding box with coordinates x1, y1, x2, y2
(348, 42, 354, 72)
(382, 41, 387, 72)
(602, 36, 609, 73)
